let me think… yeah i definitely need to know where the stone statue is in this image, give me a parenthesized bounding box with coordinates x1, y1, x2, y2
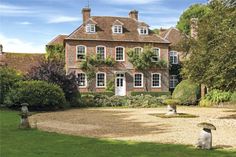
(19, 103, 31, 129)
(197, 122, 216, 149)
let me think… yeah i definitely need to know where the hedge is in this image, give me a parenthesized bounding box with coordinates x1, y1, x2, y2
(130, 91, 171, 97)
(4, 80, 67, 110)
(172, 80, 200, 105)
(81, 91, 115, 97)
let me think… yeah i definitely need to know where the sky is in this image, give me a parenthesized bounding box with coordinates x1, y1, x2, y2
(0, 0, 207, 53)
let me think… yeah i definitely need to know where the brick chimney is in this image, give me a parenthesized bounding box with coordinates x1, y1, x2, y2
(82, 7, 91, 23)
(129, 10, 138, 20)
(190, 18, 198, 39)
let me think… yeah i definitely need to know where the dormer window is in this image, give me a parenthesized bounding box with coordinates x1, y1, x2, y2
(86, 24, 96, 33)
(138, 27, 148, 35)
(113, 25, 123, 34)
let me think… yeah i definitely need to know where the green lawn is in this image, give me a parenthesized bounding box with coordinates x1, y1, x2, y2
(0, 110, 235, 157)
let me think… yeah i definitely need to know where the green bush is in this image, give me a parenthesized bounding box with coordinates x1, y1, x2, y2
(80, 94, 165, 108)
(199, 89, 232, 106)
(0, 66, 23, 104)
(230, 91, 236, 103)
(131, 92, 171, 97)
(199, 99, 214, 107)
(81, 92, 115, 97)
(163, 99, 181, 106)
(4, 80, 66, 110)
(172, 80, 200, 105)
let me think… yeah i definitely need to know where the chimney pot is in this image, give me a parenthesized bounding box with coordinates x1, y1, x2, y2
(129, 10, 138, 20)
(82, 7, 91, 23)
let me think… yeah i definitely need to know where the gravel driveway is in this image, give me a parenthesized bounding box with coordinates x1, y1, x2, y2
(29, 107, 236, 149)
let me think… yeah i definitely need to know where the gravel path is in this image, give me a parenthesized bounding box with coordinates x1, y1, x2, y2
(29, 107, 236, 149)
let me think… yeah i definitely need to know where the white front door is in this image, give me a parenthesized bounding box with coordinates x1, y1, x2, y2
(115, 73, 126, 96)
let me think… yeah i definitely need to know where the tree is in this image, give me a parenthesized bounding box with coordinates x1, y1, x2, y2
(26, 58, 80, 106)
(46, 44, 65, 61)
(181, 0, 236, 91)
(127, 45, 167, 91)
(176, 4, 210, 35)
(0, 66, 23, 104)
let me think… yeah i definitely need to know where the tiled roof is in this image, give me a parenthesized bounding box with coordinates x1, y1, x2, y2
(0, 52, 44, 73)
(67, 16, 169, 44)
(47, 35, 67, 45)
(159, 27, 184, 46)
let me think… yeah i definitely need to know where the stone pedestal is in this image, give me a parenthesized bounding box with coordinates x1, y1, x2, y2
(166, 105, 177, 115)
(197, 128, 212, 149)
(19, 103, 31, 129)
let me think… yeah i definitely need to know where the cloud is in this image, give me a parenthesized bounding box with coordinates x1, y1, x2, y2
(0, 3, 33, 15)
(18, 21, 32, 25)
(47, 16, 81, 23)
(0, 33, 45, 53)
(100, 0, 159, 5)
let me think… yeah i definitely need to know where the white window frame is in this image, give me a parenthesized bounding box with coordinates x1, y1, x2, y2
(112, 25, 123, 34)
(152, 47, 160, 62)
(169, 51, 179, 64)
(96, 72, 106, 88)
(76, 45, 86, 61)
(151, 73, 161, 88)
(115, 46, 125, 61)
(77, 72, 87, 88)
(96, 45, 106, 60)
(170, 75, 178, 89)
(133, 73, 143, 88)
(86, 24, 96, 33)
(134, 47, 143, 55)
(138, 27, 149, 35)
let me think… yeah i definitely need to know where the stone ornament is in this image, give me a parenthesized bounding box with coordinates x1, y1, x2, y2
(197, 122, 216, 149)
(19, 103, 31, 129)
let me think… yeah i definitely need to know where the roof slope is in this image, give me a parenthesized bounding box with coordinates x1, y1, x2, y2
(0, 53, 44, 73)
(67, 16, 169, 44)
(160, 27, 184, 46)
(47, 35, 67, 45)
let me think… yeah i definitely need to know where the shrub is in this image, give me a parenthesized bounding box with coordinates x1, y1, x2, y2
(199, 89, 232, 106)
(0, 66, 23, 104)
(172, 79, 200, 105)
(80, 93, 165, 108)
(26, 58, 80, 107)
(131, 92, 171, 97)
(230, 91, 236, 103)
(163, 99, 181, 106)
(199, 99, 214, 107)
(4, 80, 66, 110)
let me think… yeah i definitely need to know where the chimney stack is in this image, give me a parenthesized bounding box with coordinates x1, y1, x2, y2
(129, 10, 138, 20)
(82, 7, 91, 23)
(190, 18, 198, 39)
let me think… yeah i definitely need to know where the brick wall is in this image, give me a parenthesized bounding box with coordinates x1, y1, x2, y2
(66, 40, 169, 94)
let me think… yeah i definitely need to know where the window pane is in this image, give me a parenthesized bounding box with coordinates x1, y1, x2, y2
(152, 48, 160, 62)
(152, 74, 160, 87)
(134, 47, 142, 55)
(170, 51, 178, 64)
(97, 46, 105, 60)
(77, 46, 85, 60)
(116, 47, 124, 61)
(97, 73, 105, 87)
(170, 75, 178, 88)
(134, 74, 142, 87)
(78, 73, 86, 86)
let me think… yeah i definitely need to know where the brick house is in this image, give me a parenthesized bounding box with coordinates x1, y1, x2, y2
(63, 8, 170, 96)
(159, 27, 185, 91)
